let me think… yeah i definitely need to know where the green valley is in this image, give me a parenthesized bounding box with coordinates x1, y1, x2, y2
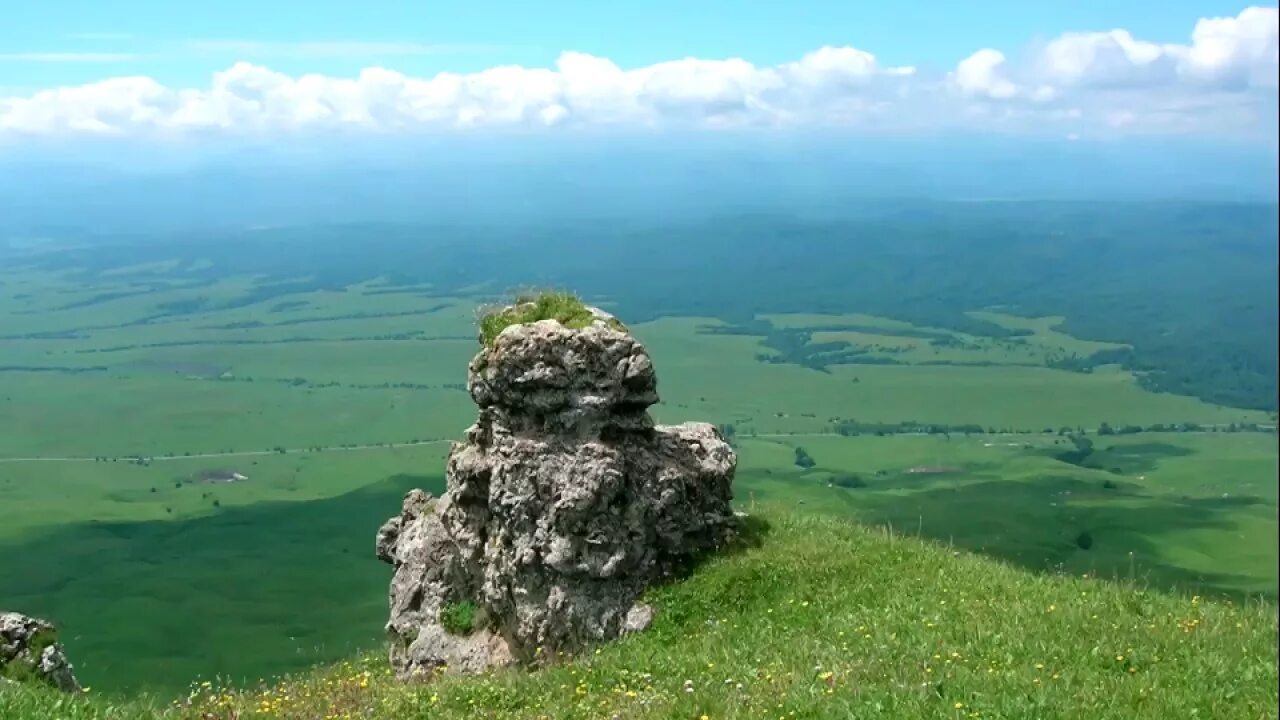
(0, 214, 1274, 698)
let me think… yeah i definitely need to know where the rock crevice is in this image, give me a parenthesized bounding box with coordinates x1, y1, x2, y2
(377, 306, 736, 677)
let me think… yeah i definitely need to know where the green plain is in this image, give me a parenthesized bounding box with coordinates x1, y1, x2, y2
(0, 264, 1274, 698)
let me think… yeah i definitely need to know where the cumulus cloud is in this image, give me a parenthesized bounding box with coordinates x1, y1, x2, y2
(953, 49, 1019, 99)
(1180, 6, 1279, 88)
(955, 6, 1276, 99)
(1035, 6, 1278, 90)
(1039, 30, 1175, 88)
(1, 6, 1276, 138)
(0, 48, 917, 134)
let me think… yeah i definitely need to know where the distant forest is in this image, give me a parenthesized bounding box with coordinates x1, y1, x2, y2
(10, 200, 1277, 410)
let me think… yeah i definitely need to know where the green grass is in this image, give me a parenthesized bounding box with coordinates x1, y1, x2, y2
(439, 602, 481, 636)
(0, 268, 1274, 699)
(0, 440, 454, 543)
(0, 471, 442, 693)
(477, 291, 602, 347)
(3, 432, 1270, 697)
(2, 508, 1275, 719)
(732, 432, 1279, 599)
(0, 626, 58, 686)
(783, 310, 1128, 367)
(966, 311, 1128, 357)
(637, 317, 1267, 433)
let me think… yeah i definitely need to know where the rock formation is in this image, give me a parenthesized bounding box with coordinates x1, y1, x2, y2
(0, 612, 81, 692)
(376, 303, 736, 678)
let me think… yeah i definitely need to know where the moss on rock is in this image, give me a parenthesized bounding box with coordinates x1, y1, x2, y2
(478, 291, 621, 348)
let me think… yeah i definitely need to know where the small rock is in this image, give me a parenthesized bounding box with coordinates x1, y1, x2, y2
(622, 603, 656, 634)
(0, 612, 81, 693)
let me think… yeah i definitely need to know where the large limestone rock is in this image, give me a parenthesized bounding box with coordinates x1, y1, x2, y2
(376, 304, 736, 678)
(0, 612, 81, 692)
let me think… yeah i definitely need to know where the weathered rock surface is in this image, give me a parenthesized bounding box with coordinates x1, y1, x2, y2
(377, 305, 736, 678)
(0, 612, 81, 692)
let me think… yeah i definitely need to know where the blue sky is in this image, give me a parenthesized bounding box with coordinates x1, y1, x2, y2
(0, 2, 1275, 142)
(0, 0, 1262, 87)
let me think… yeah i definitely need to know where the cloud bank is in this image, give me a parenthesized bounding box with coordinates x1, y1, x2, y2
(1, 6, 1275, 139)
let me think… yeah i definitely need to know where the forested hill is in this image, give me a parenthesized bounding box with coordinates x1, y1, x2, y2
(579, 201, 1279, 411)
(8, 200, 1277, 411)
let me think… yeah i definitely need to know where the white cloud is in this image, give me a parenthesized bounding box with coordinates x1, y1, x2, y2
(1040, 30, 1176, 88)
(1180, 6, 1279, 88)
(952, 49, 1019, 99)
(1, 7, 1276, 138)
(0, 46, 915, 134)
(0, 76, 173, 133)
(1034, 6, 1278, 91)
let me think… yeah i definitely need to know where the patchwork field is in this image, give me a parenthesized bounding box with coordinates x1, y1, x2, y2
(0, 261, 1274, 696)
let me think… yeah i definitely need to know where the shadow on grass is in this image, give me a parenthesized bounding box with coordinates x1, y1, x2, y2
(638, 511, 773, 598)
(848, 475, 1274, 601)
(642, 512, 777, 629)
(726, 513, 772, 552)
(1048, 441, 1195, 475)
(0, 472, 444, 697)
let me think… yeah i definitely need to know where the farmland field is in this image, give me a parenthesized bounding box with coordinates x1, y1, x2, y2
(0, 208, 1275, 696)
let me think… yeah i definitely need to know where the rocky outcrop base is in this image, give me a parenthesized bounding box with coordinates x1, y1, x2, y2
(376, 305, 736, 678)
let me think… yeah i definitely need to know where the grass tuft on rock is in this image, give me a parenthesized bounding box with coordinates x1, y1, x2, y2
(478, 291, 611, 348)
(438, 601, 480, 636)
(0, 628, 58, 686)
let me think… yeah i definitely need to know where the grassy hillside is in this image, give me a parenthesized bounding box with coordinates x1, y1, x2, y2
(730, 432, 1280, 599)
(2, 432, 1273, 695)
(3, 509, 1275, 720)
(0, 265, 1275, 695)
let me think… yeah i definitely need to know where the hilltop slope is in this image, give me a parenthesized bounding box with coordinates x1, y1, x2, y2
(3, 508, 1275, 720)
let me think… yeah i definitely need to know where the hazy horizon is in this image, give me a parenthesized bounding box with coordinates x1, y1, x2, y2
(2, 4, 1276, 235)
(3, 132, 1276, 237)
